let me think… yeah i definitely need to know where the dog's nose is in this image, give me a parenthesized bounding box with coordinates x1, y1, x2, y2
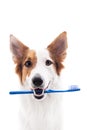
(32, 77, 43, 87)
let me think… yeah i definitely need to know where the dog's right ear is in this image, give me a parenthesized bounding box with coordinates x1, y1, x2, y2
(47, 32, 68, 75)
(10, 35, 29, 63)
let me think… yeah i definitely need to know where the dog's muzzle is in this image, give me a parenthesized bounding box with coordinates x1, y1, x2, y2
(32, 75, 45, 99)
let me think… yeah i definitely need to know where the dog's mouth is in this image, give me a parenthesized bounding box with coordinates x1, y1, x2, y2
(32, 82, 51, 100)
(33, 88, 44, 100)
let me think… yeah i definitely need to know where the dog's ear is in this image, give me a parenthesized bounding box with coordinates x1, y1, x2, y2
(10, 35, 29, 83)
(47, 32, 68, 74)
(10, 35, 29, 63)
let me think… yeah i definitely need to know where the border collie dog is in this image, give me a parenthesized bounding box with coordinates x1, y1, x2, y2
(10, 32, 67, 130)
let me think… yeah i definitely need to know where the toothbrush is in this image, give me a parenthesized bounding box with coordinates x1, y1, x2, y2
(9, 85, 80, 95)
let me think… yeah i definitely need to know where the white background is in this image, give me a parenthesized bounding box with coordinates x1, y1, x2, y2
(0, 0, 87, 130)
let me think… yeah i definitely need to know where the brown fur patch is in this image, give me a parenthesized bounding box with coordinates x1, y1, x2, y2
(15, 49, 37, 84)
(21, 50, 37, 83)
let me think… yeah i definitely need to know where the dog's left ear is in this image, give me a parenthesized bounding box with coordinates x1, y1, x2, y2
(47, 32, 68, 74)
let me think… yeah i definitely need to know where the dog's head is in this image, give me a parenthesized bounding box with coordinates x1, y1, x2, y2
(10, 32, 67, 100)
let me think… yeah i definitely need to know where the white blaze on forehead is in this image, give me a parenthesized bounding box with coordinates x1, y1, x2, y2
(35, 49, 53, 64)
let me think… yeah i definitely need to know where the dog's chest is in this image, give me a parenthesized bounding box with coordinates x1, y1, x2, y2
(20, 95, 62, 130)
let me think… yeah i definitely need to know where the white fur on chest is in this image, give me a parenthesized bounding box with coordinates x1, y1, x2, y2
(20, 93, 62, 130)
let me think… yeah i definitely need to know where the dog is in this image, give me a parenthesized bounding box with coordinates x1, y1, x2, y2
(10, 31, 67, 130)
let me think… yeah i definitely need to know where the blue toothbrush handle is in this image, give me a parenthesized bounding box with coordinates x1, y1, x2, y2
(9, 85, 80, 95)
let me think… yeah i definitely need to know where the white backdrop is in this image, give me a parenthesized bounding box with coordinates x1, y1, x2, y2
(0, 0, 87, 130)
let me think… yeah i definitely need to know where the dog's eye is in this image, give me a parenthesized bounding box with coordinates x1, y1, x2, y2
(24, 60, 32, 67)
(45, 60, 53, 66)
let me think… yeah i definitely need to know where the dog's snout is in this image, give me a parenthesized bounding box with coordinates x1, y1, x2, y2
(32, 77, 43, 87)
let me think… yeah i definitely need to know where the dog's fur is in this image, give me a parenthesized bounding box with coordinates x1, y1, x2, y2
(10, 32, 67, 130)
